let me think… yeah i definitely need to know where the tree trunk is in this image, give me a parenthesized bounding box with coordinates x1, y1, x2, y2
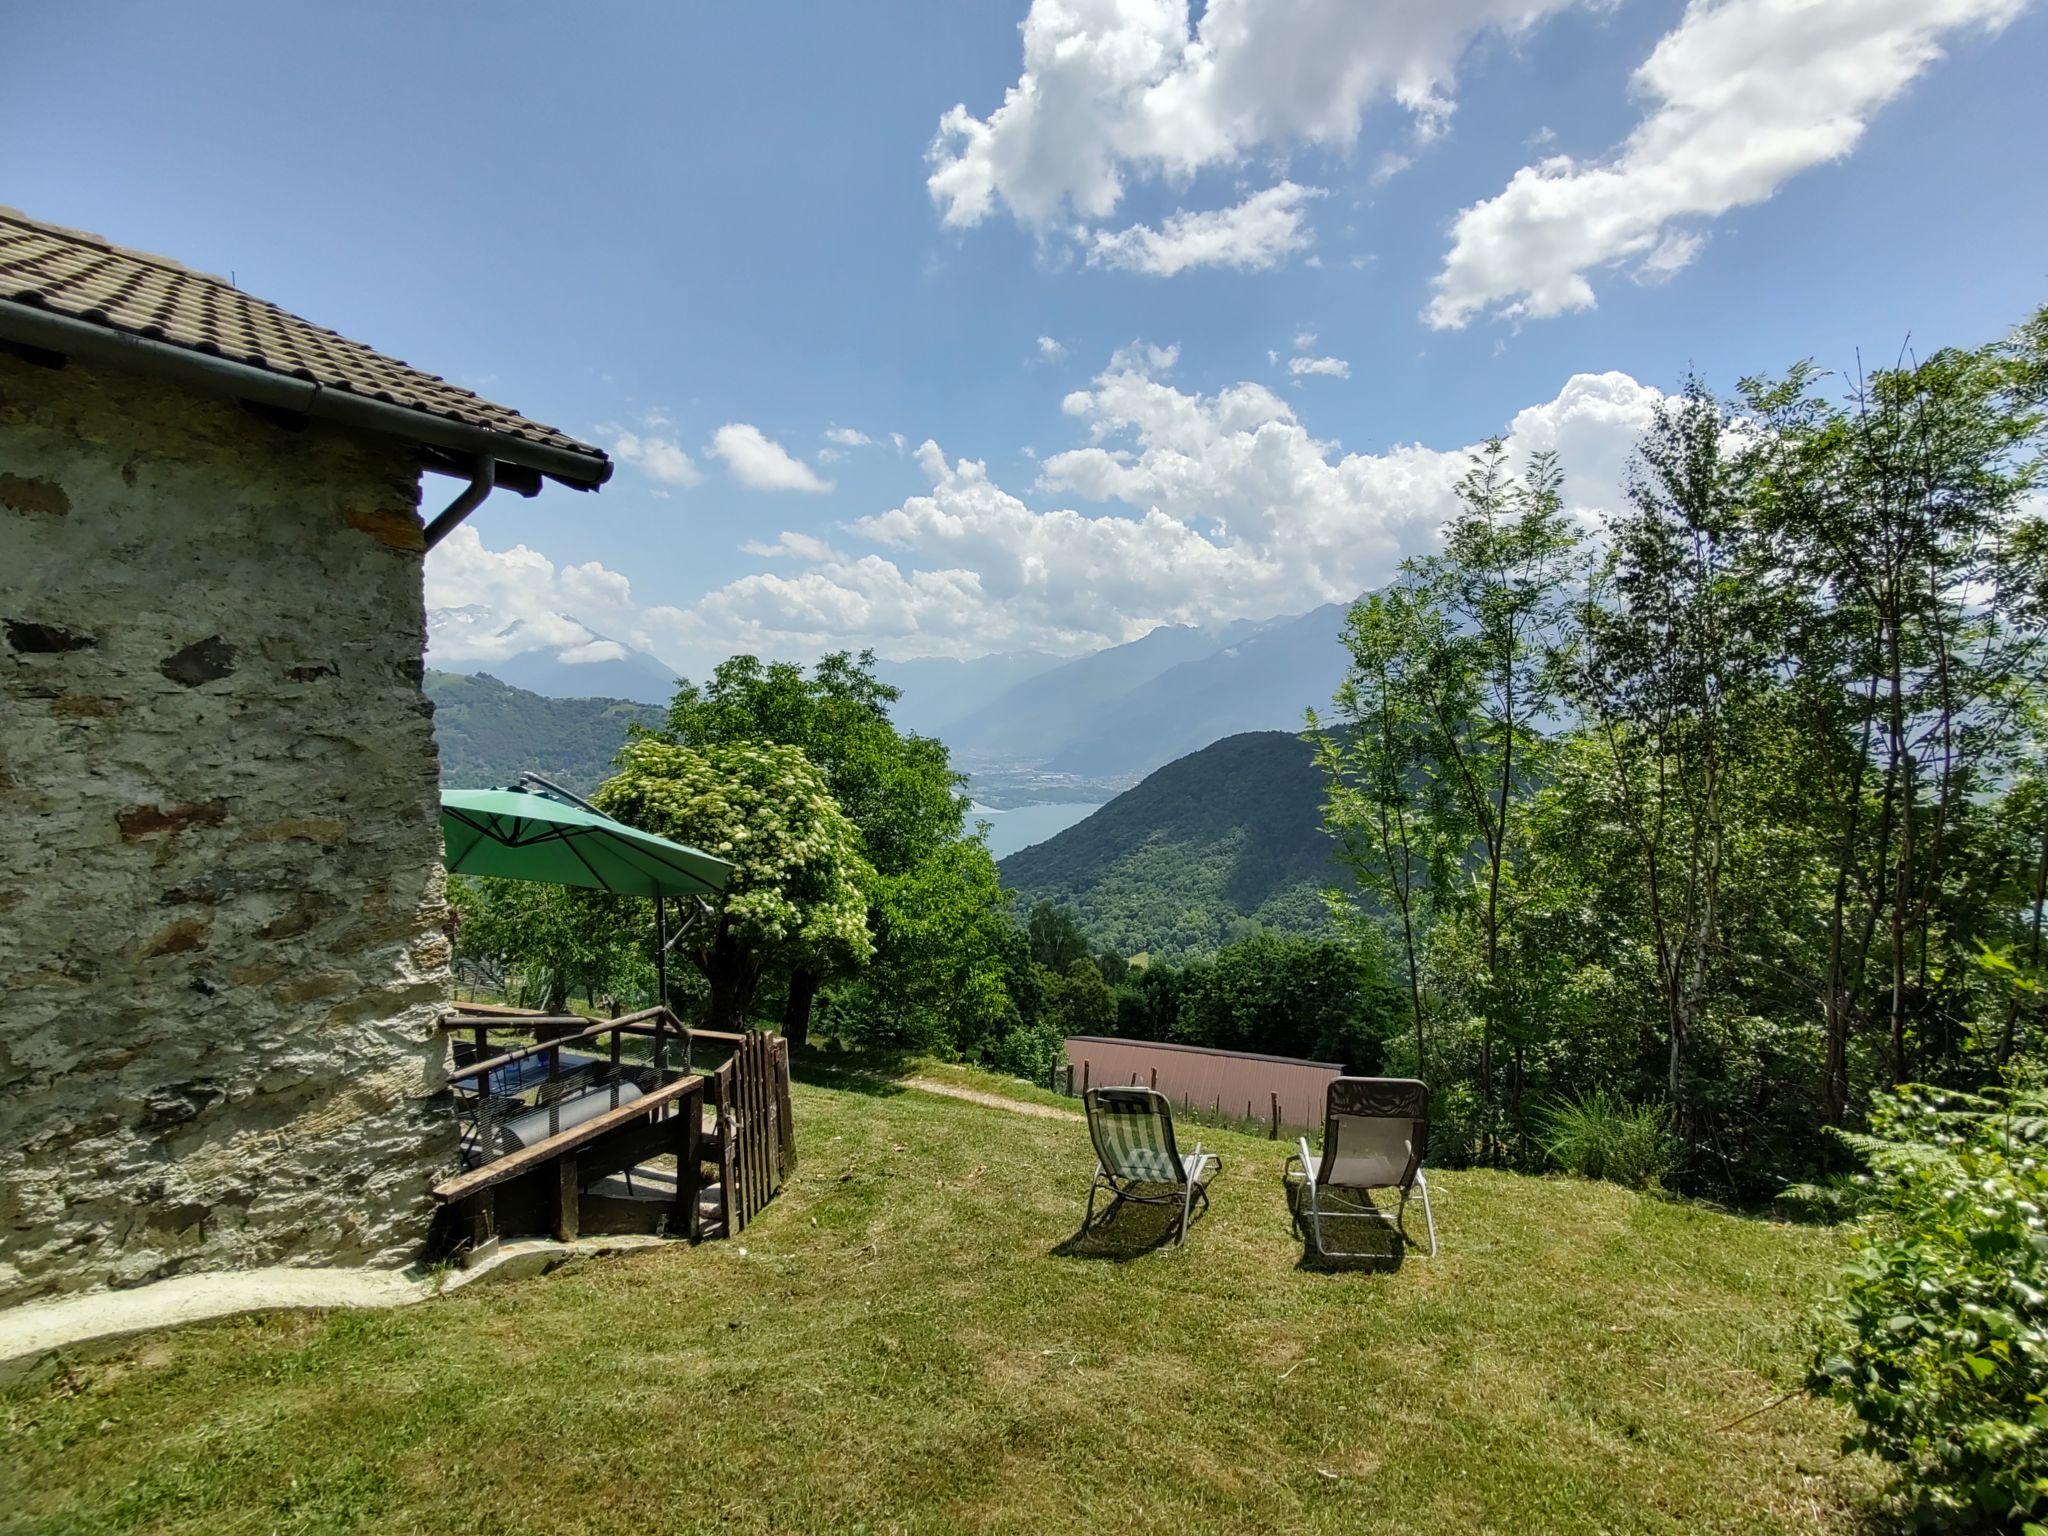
(703, 926, 761, 1028)
(782, 966, 820, 1049)
(1820, 670, 1883, 1126)
(2001, 808, 2048, 1066)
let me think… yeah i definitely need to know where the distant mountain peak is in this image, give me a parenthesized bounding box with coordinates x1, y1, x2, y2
(426, 606, 678, 706)
(937, 601, 1354, 780)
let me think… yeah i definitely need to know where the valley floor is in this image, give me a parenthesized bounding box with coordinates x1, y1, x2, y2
(2, 1062, 1882, 1535)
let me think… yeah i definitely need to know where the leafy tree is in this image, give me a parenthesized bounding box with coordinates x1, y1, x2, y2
(826, 838, 1022, 1058)
(1178, 932, 1394, 1068)
(1313, 586, 1457, 1076)
(660, 650, 965, 1041)
(1405, 441, 1584, 1149)
(1051, 957, 1117, 1038)
(594, 737, 872, 1026)
(1744, 328, 2048, 1116)
(1565, 379, 1764, 1116)
(1027, 901, 1092, 971)
(1114, 962, 1189, 1042)
(447, 875, 647, 1013)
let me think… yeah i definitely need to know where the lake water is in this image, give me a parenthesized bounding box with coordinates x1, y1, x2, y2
(969, 801, 1104, 859)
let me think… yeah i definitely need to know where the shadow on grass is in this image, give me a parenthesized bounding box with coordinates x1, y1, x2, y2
(1050, 1194, 1205, 1261)
(1286, 1182, 1408, 1274)
(787, 1046, 918, 1099)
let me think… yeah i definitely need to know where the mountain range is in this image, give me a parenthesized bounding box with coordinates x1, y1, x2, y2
(425, 596, 1358, 785)
(888, 601, 1353, 782)
(425, 670, 661, 794)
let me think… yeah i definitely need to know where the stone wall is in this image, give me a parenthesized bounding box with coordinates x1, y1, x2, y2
(0, 349, 457, 1306)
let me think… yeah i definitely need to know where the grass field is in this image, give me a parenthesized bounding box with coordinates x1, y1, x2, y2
(1, 1060, 1883, 1535)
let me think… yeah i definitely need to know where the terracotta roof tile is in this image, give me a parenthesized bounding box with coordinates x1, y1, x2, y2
(0, 207, 606, 473)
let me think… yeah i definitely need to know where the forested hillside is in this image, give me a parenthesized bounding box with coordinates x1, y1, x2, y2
(997, 731, 1342, 959)
(425, 670, 661, 793)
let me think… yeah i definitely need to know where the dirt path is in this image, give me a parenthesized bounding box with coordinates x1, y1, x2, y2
(904, 1077, 1082, 1122)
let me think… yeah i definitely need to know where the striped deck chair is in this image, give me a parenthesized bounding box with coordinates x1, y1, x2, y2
(1285, 1077, 1437, 1257)
(1081, 1086, 1221, 1246)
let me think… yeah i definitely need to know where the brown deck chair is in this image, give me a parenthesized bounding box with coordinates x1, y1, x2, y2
(1284, 1077, 1437, 1257)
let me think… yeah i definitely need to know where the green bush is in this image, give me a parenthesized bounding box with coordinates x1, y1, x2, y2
(1538, 1090, 1673, 1189)
(1809, 1086, 2048, 1532)
(987, 1018, 1063, 1083)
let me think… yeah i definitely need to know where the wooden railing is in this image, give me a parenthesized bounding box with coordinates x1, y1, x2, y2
(433, 1003, 793, 1252)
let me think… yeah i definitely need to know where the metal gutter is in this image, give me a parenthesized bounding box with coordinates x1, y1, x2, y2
(0, 297, 612, 492)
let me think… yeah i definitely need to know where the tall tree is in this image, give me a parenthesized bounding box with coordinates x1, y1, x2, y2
(1313, 587, 1454, 1076)
(1745, 322, 2047, 1117)
(661, 651, 966, 1042)
(1026, 901, 1092, 972)
(1411, 441, 1584, 1149)
(1567, 380, 1763, 1115)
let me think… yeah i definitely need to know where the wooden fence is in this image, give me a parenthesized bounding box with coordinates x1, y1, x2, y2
(700, 1028, 796, 1238)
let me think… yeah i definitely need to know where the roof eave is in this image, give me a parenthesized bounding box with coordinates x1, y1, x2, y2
(0, 297, 612, 492)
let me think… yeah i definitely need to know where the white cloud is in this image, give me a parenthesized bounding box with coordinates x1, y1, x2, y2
(1289, 354, 1350, 378)
(707, 423, 835, 493)
(1370, 149, 1414, 184)
(1427, 0, 2027, 328)
(644, 350, 1666, 661)
(1103, 340, 1179, 376)
(1087, 181, 1323, 275)
(1037, 335, 1067, 359)
(610, 430, 702, 487)
(438, 352, 1670, 672)
(927, 0, 1589, 261)
(558, 639, 629, 665)
(1293, 330, 1318, 351)
(424, 527, 632, 664)
(740, 530, 840, 562)
(823, 426, 871, 447)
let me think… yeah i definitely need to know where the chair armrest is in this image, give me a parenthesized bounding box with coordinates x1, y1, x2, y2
(1288, 1135, 1317, 1185)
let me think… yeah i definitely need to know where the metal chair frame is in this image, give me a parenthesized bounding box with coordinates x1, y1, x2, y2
(1284, 1076, 1438, 1258)
(1080, 1086, 1222, 1247)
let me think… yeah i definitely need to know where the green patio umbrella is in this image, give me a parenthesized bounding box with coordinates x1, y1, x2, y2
(441, 784, 731, 899)
(440, 777, 733, 1003)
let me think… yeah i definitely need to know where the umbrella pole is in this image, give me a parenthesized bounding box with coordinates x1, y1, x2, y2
(654, 894, 669, 1075)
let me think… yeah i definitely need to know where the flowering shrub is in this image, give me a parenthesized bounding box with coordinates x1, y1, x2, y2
(597, 737, 872, 1020)
(1810, 1086, 2048, 1531)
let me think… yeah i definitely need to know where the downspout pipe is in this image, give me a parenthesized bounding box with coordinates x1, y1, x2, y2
(421, 455, 494, 551)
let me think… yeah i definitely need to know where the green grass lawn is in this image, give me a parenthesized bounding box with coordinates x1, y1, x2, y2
(2, 1061, 1882, 1535)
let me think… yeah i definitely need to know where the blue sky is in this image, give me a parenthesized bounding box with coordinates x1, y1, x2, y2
(8, 0, 2046, 680)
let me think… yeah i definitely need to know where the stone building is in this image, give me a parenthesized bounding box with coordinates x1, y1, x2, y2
(0, 208, 611, 1307)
